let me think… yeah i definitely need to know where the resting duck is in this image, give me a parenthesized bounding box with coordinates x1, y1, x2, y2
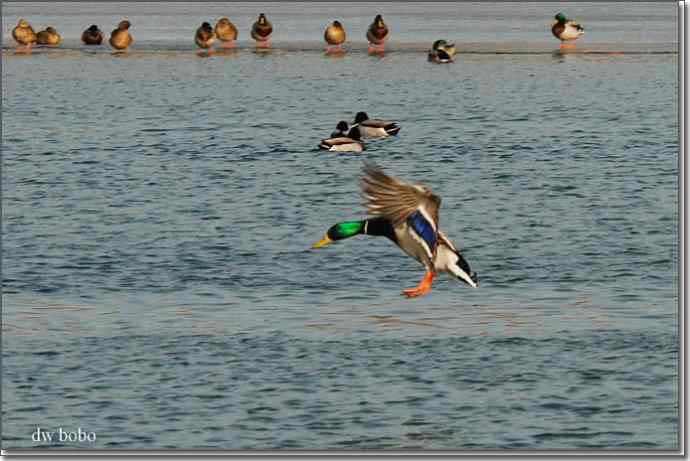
(367, 14, 388, 53)
(252, 13, 273, 48)
(12, 19, 37, 51)
(319, 127, 363, 153)
(551, 12, 584, 48)
(324, 20, 346, 53)
(195, 22, 215, 49)
(330, 121, 351, 138)
(313, 162, 478, 297)
(82, 25, 104, 45)
(352, 112, 400, 138)
(36, 26, 61, 46)
(428, 39, 456, 63)
(109, 20, 133, 50)
(215, 18, 238, 48)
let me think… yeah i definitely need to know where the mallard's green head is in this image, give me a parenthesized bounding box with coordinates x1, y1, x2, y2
(18, 19, 29, 27)
(312, 221, 364, 248)
(432, 39, 448, 50)
(554, 13, 567, 23)
(335, 120, 349, 132)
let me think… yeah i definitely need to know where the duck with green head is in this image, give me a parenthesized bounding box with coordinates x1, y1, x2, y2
(367, 14, 388, 54)
(12, 19, 37, 51)
(312, 162, 478, 298)
(551, 12, 584, 49)
(428, 39, 456, 63)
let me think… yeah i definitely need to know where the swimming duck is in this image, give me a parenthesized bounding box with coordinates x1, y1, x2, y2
(324, 20, 346, 53)
(366, 14, 388, 53)
(551, 13, 584, 48)
(352, 112, 400, 138)
(251, 13, 273, 48)
(195, 22, 215, 49)
(109, 20, 133, 50)
(12, 19, 37, 50)
(428, 39, 456, 63)
(82, 25, 104, 45)
(36, 26, 61, 46)
(215, 18, 238, 47)
(319, 127, 364, 153)
(312, 162, 478, 297)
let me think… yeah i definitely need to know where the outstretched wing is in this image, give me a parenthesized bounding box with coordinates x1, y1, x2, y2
(360, 162, 441, 258)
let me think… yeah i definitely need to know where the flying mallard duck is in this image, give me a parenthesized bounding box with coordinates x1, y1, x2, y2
(12, 19, 37, 51)
(109, 20, 133, 50)
(252, 13, 273, 48)
(36, 26, 61, 46)
(324, 20, 346, 53)
(367, 14, 388, 53)
(352, 112, 400, 138)
(313, 162, 478, 297)
(319, 126, 363, 153)
(428, 39, 456, 63)
(82, 25, 104, 45)
(215, 18, 238, 47)
(195, 22, 215, 49)
(551, 13, 584, 48)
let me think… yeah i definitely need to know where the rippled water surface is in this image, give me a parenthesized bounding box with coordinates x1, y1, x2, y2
(1, 2, 679, 451)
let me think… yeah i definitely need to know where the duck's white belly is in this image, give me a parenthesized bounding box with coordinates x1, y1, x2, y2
(561, 24, 584, 41)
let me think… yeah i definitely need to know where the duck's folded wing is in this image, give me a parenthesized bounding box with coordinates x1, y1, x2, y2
(361, 162, 441, 230)
(361, 118, 396, 129)
(323, 136, 356, 146)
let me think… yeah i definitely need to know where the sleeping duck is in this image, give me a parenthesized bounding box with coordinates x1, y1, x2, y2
(551, 12, 584, 48)
(367, 14, 388, 53)
(109, 20, 133, 50)
(428, 39, 456, 63)
(324, 20, 346, 53)
(12, 19, 37, 51)
(215, 18, 238, 48)
(195, 22, 216, 49)
(36, 26, 61, 46)
(351, 112, 400, 138)
(82, 25, 104, 45)
(252, 13, 273, 48)
(319, 126, 364, 153)
(313, 162, 478, 297)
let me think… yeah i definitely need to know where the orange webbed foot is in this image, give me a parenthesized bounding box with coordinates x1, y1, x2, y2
(402, 272, 434, 298)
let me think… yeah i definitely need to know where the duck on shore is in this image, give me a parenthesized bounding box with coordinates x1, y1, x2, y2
(252, 13, 273, 48)
(428, 39, 456, 63)
(195, 22, 215, 49)
(82, 25, 104, 45)
(367, 14, 388, 54)
(36, 26, 61, 46)
(551, 12, 584, 49)
(324, 20, 346, 53)
(215, 18, 238, 48)
(109, 20, 133, 50)
(12, 19, 37, 51)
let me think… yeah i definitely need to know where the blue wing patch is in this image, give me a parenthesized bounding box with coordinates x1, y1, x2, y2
(408, 211, 436, 251)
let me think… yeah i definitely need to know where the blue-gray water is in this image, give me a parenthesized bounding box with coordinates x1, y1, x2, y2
(2, 2, 679, 451)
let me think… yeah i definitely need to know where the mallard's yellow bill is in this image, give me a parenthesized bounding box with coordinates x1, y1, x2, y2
(312, 235, 332, 249)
